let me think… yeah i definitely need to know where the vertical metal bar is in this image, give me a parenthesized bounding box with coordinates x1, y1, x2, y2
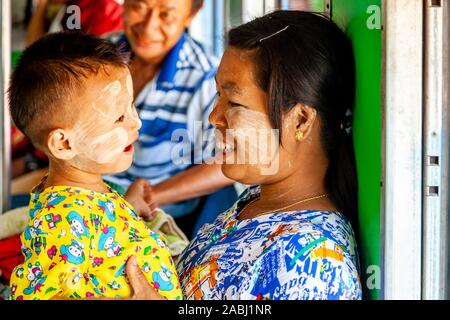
(263, 0, 278, 14)
(223, 0, 231, 33)
(241, 0, 264, 23)
(444, 0, 450, 300)
(1, 0, 12, 213)
(381, 0, 423, 299)
(444, 0, 450, 301)
(423, 0, 449, 300)
(213, 0, 225, 56)
(280, 0, 289, 10)
(423, 0, 444, 300)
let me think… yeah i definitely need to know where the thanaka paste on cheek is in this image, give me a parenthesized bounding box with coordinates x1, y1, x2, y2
(123, 74, 142, 128)
(223, 107, 279, 167)
(67, 121, 130, 167)
(125, 73, 133, 96)
(84, 127, 129, 164)
(65, 77, 135, 168)
(92, 80, 123, 117)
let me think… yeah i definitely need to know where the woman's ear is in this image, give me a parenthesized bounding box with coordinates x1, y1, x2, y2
(47, 129, 76, 160)
(294, 104, 317, 141)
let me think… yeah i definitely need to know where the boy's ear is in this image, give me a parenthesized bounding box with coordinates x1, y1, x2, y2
(47, 129, 77, 160)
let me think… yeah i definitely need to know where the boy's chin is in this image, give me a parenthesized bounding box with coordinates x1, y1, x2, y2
(100, 160, 133, 175)
(71, 157, 133, 175)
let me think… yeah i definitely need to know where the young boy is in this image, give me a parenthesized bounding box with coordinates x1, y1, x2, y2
(8, 32, 182, 300)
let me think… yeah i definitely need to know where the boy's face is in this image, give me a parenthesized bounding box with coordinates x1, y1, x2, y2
(48, 66, 142, 174)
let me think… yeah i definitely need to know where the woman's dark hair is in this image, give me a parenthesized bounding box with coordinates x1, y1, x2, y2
(228, 10, 359, 229)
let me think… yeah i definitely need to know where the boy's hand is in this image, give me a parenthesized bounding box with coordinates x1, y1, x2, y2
(125, 178, 158, 221)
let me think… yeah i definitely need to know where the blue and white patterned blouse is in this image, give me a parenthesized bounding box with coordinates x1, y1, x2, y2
(177, 185, 362, 300)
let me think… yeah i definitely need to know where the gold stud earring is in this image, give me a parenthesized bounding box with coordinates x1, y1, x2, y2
(295, 130, 304, 141)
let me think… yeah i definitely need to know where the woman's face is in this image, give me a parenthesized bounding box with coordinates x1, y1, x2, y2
(209, 48, 304, 185)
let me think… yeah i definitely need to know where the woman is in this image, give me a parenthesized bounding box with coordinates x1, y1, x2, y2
(109, 10, 361, 300)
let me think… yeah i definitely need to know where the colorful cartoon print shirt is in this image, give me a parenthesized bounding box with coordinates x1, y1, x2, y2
(9, 181, 182, 300)
(177, 186, 362, 300)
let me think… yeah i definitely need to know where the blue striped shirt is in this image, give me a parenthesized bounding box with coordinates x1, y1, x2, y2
(104, 32, 219, 218)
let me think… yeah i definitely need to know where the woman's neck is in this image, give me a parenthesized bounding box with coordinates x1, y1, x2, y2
(259, 170, 328, 209)
(260, 145, 332, 208)
(44, 160, 109, 193)
(239, 157, 335, 220)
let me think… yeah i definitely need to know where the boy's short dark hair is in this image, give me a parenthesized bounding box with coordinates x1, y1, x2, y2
(8, 32, 128, 146)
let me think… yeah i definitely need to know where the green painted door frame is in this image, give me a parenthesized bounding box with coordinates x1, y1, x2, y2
(310, 0, 382, 300)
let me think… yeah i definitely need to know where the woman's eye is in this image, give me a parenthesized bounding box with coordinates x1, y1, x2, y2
(116, 115, 125, 123)
(228, 102, 241, 108)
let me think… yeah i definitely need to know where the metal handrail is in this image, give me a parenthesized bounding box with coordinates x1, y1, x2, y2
(0, 0, 11, 213)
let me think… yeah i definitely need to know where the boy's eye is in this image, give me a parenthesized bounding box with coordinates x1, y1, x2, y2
(116, 115, 125, 123)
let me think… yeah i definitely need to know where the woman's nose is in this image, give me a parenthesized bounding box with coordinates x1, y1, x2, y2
(209, 102, 226, 128)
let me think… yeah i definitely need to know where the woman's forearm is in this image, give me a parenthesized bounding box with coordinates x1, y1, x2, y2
(152, 163, 234, 206)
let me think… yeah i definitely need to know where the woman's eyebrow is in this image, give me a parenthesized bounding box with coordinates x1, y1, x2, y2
(214, 77, 243, 96)
(223, 84, 243, 96)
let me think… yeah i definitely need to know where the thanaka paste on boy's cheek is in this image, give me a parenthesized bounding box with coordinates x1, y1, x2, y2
(55, 73, 140, 171)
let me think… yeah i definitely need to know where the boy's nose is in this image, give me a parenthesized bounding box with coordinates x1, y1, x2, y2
(135, 118, 142, 131)
(130, 113, 142, 132)
(128, 105, 142, 131)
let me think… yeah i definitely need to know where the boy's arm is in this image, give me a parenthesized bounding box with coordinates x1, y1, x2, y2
(51, 256, 166, 300)
(134, 231, 183, 300)
(9, 210, 88, 300)
(10, 232, 60, 300)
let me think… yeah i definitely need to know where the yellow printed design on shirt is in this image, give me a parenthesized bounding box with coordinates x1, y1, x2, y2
(9, 185, 182, 300)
